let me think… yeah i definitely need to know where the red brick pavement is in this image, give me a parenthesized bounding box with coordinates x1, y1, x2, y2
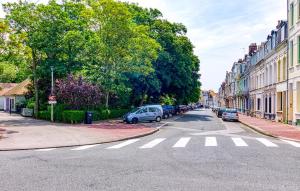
(239, 114, 300, 142)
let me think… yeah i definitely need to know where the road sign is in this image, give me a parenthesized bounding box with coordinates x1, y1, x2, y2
(48, 100, 57, 104)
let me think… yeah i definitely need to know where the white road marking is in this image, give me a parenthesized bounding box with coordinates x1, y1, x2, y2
(71, 145, 98, 151)
(281, 140, 300, 147)
(256, 138, 278, 147)
(231, 137, 248, 147)
(140, 138, 166, 149)
(35, 148, 56, 152)
(106, 139, 140, 149)
(205, 137, 217, 147)
(156, 123, 169, 129)
(173, 137, 191, 148)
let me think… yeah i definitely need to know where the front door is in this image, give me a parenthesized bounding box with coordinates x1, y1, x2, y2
(5, 98, 9, 112)
(137, 108, 148, 121)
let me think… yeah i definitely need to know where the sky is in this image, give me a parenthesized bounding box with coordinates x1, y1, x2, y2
(0, 0, 287, 91)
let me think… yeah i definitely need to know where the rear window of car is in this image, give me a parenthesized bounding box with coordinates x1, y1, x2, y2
(226, 109, 237, 113)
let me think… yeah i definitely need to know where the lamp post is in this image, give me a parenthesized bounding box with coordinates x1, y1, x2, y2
(50, 66, 54, 122)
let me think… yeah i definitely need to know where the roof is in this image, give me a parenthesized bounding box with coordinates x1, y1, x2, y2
(0, 83, 18, 96)
(3, 79, 31, 96)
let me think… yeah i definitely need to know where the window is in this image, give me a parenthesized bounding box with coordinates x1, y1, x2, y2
(297, 82, 300, 112)
(278, 60, 281, 82)
(291, 3, 294, 27)
(290, 40, 294, 67)
(299, 1, 300, 19)
(137, 108, 147, 114)
(269, 65, 273, 84)
(10, 99, 15, 110)
(149, 107, 158, 113)
(277, 92, 283, 111)
(283, 58, 286, 80)
(257, 98, 261, 111)
(269, 97, 272, 113)
(298, 36, 300, 64)
(265, 97, 268, 113)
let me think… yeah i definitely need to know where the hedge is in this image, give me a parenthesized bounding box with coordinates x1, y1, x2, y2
(110, 109, 129, 118)
(38, 111, 51, 120)
(92, 109, 129, 121)
(39, 108, 129, 123)
(62, 110, 85, 124)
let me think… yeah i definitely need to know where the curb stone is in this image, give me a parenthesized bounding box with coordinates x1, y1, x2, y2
(0, 128, 159, 152)
(239, 120, 300, 142)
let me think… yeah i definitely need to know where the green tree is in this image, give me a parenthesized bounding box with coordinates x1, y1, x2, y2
(127, 4, 201, 104)
(0, 19, 30, 83)
(83, 0, 160, 108)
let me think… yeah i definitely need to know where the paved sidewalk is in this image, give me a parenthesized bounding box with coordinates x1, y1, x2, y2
(239, 114, 300, 142)
(0, 112, 159, 151)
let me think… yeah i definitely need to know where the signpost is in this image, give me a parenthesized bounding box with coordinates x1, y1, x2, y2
(49, 66, 56, 122)
(48, 95, 56, 122)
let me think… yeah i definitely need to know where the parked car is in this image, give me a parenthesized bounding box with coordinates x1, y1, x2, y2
(212, 106, 219, 113)
(222, 109, 239, 122)
(217, 108, 227, 118)
(162, 105, 175, 119)
(123, 105, 163, 124)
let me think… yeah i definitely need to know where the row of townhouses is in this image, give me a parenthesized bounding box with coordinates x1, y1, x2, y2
(218, 0, 300, 125)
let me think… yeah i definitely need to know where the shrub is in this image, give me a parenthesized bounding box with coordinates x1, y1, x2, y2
(56, 75, 103, 110)
(26, 100, 35, 109)
(62, 110, 85, 124)
(110, 109, 129, 118)
(54, 104, 65, 122)
(38, 111, 51, 120)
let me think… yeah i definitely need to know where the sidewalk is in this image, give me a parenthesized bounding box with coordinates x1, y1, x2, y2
(0, 112, 159, 151)
(239, 114, 300, 142)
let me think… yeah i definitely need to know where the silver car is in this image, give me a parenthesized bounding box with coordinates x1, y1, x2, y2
(124, 105, 163, 124)
(222, 109, 239, 122)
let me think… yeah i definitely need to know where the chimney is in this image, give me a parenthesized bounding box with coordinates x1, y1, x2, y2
(248, 43, 257, 55)
(276, 20, 282, 29)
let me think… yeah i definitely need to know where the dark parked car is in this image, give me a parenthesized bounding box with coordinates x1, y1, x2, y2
(162, 105, 175, 118)
(174, 105, 188, 114)
(217, 108, 227, 118)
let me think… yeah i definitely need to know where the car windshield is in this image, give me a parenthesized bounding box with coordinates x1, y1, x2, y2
(130, 107, 141, 113)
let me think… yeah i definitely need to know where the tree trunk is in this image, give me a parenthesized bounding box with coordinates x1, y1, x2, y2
(105, 92, 109, 108)
(139, 93, 145, 107)
(32, 50, 39, 118)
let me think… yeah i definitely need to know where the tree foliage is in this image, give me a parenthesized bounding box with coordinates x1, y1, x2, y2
(56, 75, 103, 110)
(2, 0, 201, 111)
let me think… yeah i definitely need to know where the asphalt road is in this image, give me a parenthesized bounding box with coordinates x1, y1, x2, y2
(1, 109, 300, 191)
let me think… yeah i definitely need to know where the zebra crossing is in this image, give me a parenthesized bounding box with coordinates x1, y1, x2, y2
(34, 137, 300, 152)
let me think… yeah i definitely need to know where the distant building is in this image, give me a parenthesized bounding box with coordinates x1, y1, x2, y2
(218, 20, 289, 123)
(201, 90, 217, 107)
(0, 83, 18, 111)
(2, 79, 30, 112)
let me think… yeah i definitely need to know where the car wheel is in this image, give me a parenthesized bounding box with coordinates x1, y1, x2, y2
(132, 118, 138, 124)
(156, 116, 162, 122)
